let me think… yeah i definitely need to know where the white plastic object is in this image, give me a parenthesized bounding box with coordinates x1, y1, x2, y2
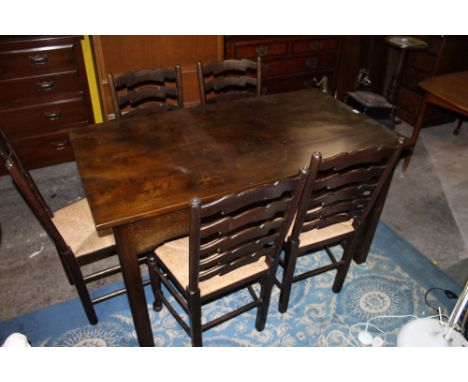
(358, 330, 373, 345)
(2, 332, 31, 347)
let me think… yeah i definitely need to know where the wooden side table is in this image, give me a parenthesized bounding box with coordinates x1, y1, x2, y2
(402, 70, 468, 170)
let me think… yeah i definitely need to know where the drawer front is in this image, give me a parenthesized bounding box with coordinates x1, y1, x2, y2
(11, 130, 75, 170)
(406, 51, 437, 75)
(0, 97, 91, 140)
(262, 54, 337, 77)
(0, 71, 82, 104)
(263, 71, 334, 94)
(292, 38, 340, 54)
(400, 65, 431, 92)
(231, 40, 289, 59)
(0, 43, 77, 80)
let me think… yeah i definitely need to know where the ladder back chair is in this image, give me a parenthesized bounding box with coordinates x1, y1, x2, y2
(277, 138, 405, 313)
(108, 65, 184, 120)
(197, 57, 262, 106)
(147, 169, 307, 346)
(0, 127, 148, 325)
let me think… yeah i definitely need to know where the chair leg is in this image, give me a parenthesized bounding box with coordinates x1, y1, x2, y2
(278, 239, 299, 313)
(255, 273, 274, 331)
(147, 254, 163, 312)
(332, 239, 357, 293)
(56, 246, 75, 285)
(63, 249, 98, 325)
(188, 289, 202, 347)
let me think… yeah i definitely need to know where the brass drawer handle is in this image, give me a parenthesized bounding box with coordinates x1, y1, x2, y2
(43, 111, 62, 121)
(36, 80, 55, 92)
(256, 44, 269, 57)
(309, 40, 322, 50)
(306, 58, 318, 69)
(29, 54, 48, 65)
(51, 140, 68, 151)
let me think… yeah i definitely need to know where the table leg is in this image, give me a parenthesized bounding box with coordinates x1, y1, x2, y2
(114, 224, 154, 347)
(402, 93, 428, 171)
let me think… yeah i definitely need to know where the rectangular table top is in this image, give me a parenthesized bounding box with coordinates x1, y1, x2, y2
(69, 89, 399, 231)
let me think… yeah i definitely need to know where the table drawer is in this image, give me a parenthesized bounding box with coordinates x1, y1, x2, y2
(0, 42, 77, 80)
(11, 130, 75, 170)
(230, 40, 289, 59)
(0, 97, 91, 140)
(0, 70, 82, 104)
(292, 37, 340, 54)
(262, 54, 337, 77)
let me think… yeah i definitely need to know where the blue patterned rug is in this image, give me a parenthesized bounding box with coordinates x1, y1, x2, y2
(0, 222, 461, 347)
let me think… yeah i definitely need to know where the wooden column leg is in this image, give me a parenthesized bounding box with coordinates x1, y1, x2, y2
(188, 289, 202, 347)
(278, 239, 299, 313)
(114, 225, 154, 347)
(402, 93, 428, 171)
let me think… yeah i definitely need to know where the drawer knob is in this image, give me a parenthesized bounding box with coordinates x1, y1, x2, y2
(306, 58, 318, 69)
(29, 54, 48, 65)
(43, 111, 62, 121)
(256, 44, 269, 57)
(36, 80, 55, 92)
(51, 140, 68, 151)
(310, 41, 322, 50)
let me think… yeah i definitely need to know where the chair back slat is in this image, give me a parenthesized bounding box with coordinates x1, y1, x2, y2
(0, 127, 69, 252)
(202, 59, 258, 76)
(204, 76, 258, 94)
(199, 234, 279, 274)
(312, 166, 385, 191)
(307, 183, 376, 210)
(188, 169, 307, 290)
(118, 88, 179, 108)
(114, 68, 177, 89)
(200, 216, 284, 257)
(108, 65, 183, 119)
(200, 197, 291, 238)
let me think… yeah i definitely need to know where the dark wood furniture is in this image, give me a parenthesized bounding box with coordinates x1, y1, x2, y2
(277, 140, 405, 313)
(394, 36, 468, 127)
(196, 58, 261, 106)
(0, 36, 93, 173)
(108, 66, 184, 119)
(402, 71, 468, 170)
(224, 36, 343, 95)
(147, 171, 306, 346)
(91, 36, 224, 117)
(68, 88, 401, 346)
(0, 127, 148, 325)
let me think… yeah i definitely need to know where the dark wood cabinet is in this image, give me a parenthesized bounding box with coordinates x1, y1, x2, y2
(224, 36, 343, 95)
(0, 36, 94, 172)
(394, 36, 468, 127)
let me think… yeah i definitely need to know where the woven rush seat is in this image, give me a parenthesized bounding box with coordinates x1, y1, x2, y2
(288, 219, 355, 248)
(52, 198, 115, 257)
(155, 236, 268, 297)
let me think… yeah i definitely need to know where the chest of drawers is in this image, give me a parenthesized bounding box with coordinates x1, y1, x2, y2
(0, 36, 93, 172)
(224, 36, 343, 95)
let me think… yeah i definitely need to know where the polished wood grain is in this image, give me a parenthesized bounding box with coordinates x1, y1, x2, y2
(70, 89, 398, 231)
(69, 88, 401, 346)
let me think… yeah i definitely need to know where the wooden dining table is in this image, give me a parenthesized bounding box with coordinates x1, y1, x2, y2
(69, 88, 401, 346)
